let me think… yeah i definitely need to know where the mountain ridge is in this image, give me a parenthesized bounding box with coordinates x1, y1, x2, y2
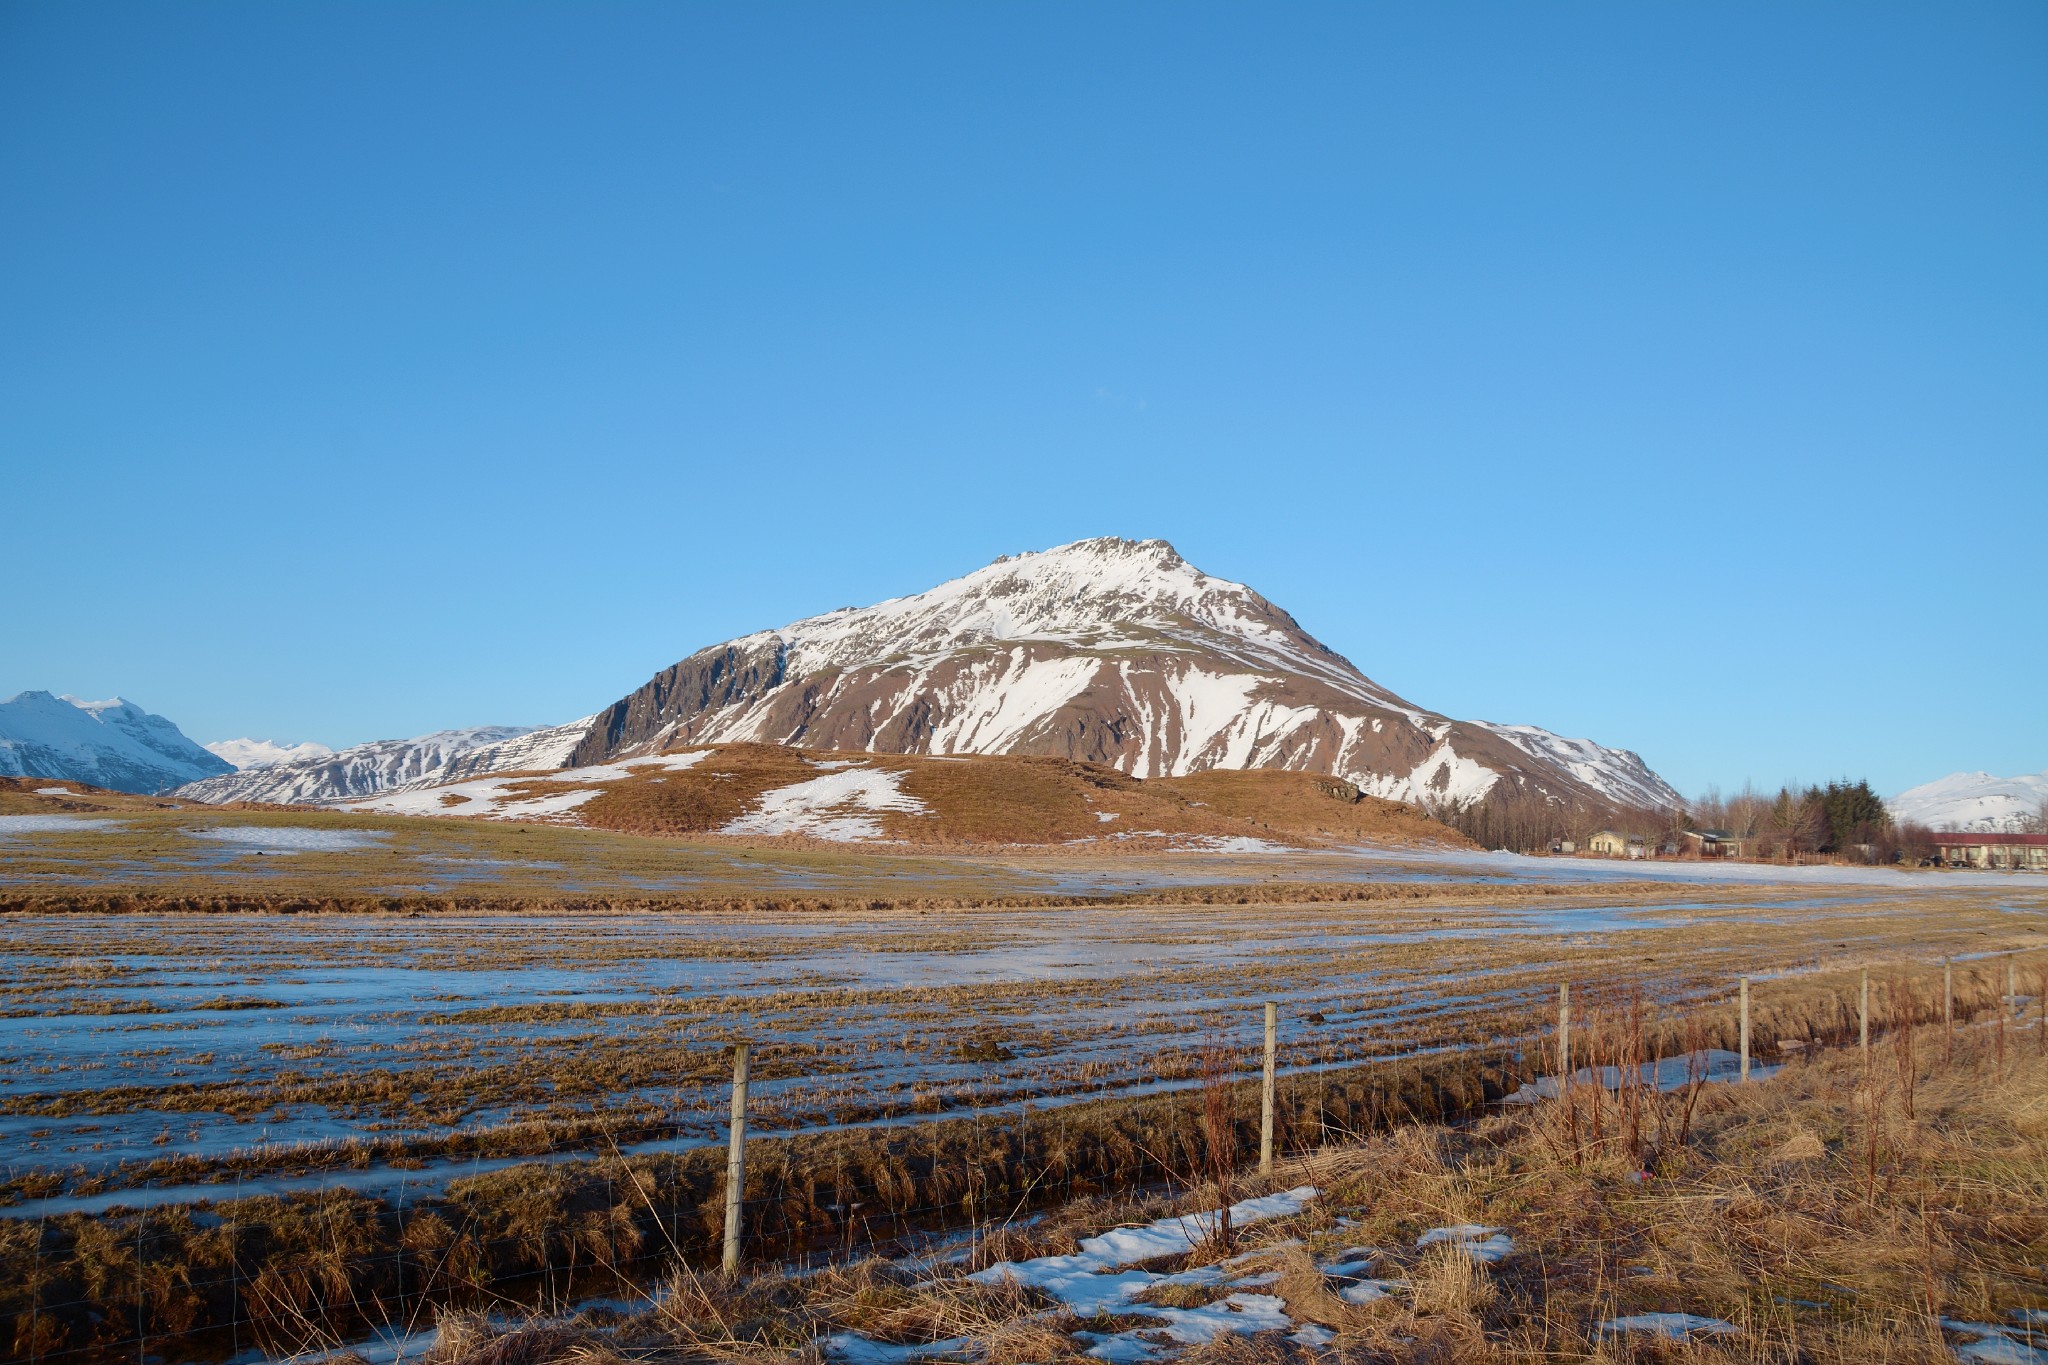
(567, 537, 1680, 815)
(0, 691, 231, 794)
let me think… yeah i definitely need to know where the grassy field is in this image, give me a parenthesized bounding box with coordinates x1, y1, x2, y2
(7, 989, 2041, 1364)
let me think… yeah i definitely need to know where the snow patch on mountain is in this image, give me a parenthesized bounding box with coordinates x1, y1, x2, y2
(581, 537, 1680, 815)
(1474, 723, 1685, 810)
(204, 738, 336, 771)
(1890, 770, 2048, 833)
(720, 763, 928, 842)
(345, 751, 711, 821)
(0, 691, 231, 793)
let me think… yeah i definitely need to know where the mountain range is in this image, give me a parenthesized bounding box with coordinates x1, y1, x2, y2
(1888, 770, 2048, 833)
(150, 537, 1681, 817)
(0, 691, 230, 793)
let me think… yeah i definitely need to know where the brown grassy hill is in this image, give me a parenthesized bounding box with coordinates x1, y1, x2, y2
(558, 745, 1470, 850)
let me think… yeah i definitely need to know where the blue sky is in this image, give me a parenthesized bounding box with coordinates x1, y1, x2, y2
(4, 2, 2043, 797)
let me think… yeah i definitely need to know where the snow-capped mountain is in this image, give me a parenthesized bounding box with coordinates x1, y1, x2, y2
(203, 738, 336, 771)
(0, 691, 231, 793)
(570, 537, 1681, 814)
(1889, 770, 2048, 833)
(173, 725, 572, 805)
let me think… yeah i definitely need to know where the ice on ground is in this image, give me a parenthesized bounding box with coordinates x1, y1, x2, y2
(722, 766, 929, 842)
(33, 786, 78, 796)
(1417, 1225, 1513, 1263)
(188, 827, 393, 853)
(1505, 1049, 1783, 1103)
(1600, 1314, 1740, 1339)
(1097, 811, 1120, 822)
(0, 814, 125, 834)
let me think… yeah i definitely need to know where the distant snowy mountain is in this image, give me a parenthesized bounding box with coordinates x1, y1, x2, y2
(173, 538, 1680, 816)
(1890, 770, 2048, 833)
(570, 537, 1682, 814)
(173, 725, 568, 805)
(0, 691, 231, 793)
(204, 738, 335, 771)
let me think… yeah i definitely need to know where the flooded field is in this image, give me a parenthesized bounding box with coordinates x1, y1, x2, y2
(4, 878, 2040, 1218)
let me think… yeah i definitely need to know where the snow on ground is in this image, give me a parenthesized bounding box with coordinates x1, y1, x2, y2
(722, 764, 929, 842)
(817, 1186, 1324, 1363)
(1166, 835, 1296, 854)
(187, 827, 392, 853)
(1600, 1314, 1740, 1340)
(532, 752, 711, 783)
(346, 752, 712, 822)
(0, 814, 126, 834)
(1504, 1049, 1781, 1104)
(1416, 1225, 1513, 1263)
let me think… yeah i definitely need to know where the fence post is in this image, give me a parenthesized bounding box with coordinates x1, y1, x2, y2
(1260, 1002, 1278, 1173)
(722, 1040, 750, 1276)
(1739, 976, 1751, 1082)
(2009, 955, 2019, 1019)
(1944, 956, 1953, 1028)
(1859, 968, 1870, 1057)
(1559, 982, 1572, 1079)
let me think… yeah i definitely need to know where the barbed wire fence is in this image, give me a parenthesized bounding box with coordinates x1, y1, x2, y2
(3, 949, 2042, 1365)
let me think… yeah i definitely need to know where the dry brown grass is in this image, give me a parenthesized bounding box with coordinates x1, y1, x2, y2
(383, 1022, 2046, 1365)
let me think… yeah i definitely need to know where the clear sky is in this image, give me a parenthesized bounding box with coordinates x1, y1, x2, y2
(4, 2, 2043, 798)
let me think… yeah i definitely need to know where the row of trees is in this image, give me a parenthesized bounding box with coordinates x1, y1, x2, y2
(1431, 778, 1923, 863)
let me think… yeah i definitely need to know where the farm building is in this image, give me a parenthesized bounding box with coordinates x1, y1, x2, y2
(1586, 830, 1647, 857)
(1933, 832, 2048, 870)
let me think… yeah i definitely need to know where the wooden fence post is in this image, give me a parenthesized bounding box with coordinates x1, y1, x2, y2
(1559, 982, 1572, 1079)
(722, 1041, 750, 1276)
(1859, 968, 1870, 1057)
(1260, 1002, 1278, 1173)
(1739, 976, 1751, 1082)
(1944, 956, 1953, 1028)
(2009, 955, 2019, 1019)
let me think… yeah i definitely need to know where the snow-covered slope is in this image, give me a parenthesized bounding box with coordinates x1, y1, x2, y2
(0, 692, 231, 793)
(1890, 770, 2048, 833)
(572, 537, 1682, 814)
(204, 738, 336, 771)
(175, 726, 544, 805)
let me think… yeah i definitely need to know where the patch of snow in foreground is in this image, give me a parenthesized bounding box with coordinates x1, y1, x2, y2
(0, 814, 126, 834)
(188, 827, 392, 853)
(33, 786, 78, 796)
(832, 1186, 1320, 1362)
(1943, 1320, 2048, 1365)
(722, 766, 929, 842)
(1417, 1225, 1514, 1263)
(819, 1333, 973, 1365)
(1504, 1049, 1782, 1104)
(1600, 1314, 1739, 1340)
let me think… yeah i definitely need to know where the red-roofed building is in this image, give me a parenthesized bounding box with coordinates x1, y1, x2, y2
(1934, 832, 2048, 870)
